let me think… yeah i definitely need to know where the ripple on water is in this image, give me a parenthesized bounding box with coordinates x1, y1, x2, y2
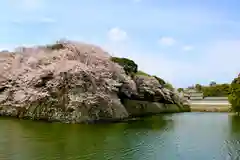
(1, 113, 240, 160)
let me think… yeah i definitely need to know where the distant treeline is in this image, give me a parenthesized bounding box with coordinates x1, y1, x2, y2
(178, 81, 230, 97)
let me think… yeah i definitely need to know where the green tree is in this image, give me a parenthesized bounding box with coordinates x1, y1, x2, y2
(111, 57, 138, 75)
(228, 76, 240, 114)
(195, 84, 202, 91)
(177, 88, 184, 92)
(210, 81, 217, 87)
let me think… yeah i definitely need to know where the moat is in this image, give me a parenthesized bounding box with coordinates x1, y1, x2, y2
(1, 112, 240, 160)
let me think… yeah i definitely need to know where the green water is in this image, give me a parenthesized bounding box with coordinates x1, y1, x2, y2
(1, 113, 240, 160)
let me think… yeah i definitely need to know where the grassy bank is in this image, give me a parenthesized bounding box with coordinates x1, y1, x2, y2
(190, 105, 231, 112)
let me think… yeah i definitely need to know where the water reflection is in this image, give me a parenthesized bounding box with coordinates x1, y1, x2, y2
(0, 116, 173, 160)
(224, 115, 240, 160)
(1, 113, 240, 160)
(123, 115, 173, 130)
(229, 115, 240, 134)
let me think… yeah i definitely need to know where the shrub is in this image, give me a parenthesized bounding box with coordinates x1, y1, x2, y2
(136, 70, 150, 76)
(46, 43, 65, 50)
(228, 76, 240, 114)
(111, 57, 138, 75)
(164, 83, 174, 91)
(153, 76, 166, 85)
(177, 88, 184, 92)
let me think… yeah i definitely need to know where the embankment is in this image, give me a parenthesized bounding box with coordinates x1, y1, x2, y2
(190, 104, 230, 112)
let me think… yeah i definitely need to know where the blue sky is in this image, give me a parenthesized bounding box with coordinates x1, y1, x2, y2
(1, 0, 240, 88)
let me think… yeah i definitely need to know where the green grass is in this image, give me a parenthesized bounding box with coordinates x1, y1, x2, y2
(135, 70, 151, 76)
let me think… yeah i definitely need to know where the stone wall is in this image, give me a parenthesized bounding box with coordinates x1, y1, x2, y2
(122, 99, 189, 117)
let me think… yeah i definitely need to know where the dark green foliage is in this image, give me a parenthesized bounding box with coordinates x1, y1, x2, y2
(177, 88, 184, 92)
(111, 57, 171, 90)
(228, 76, 240, 114)
(209, 81, 217, 87)
(191, 82, 230, 97)
(164, 83, 174, 91)
(153, 76, 166, 85)
(111, 57, 138, 75)
(195, 84, 202, 91)
(46, 43, 65, 50)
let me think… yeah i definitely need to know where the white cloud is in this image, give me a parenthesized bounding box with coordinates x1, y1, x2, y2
(1, 1, 238, 88)
(107, 27, 128, 42)
(158, 37, 176, 46)
(103, 41, 188, 87)
(182, 45, 194, 51)
(103, 39, 240, 88)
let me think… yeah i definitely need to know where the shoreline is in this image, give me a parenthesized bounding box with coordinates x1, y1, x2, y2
(190, 104, 230, 112)
(0, 109, 188, 124)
